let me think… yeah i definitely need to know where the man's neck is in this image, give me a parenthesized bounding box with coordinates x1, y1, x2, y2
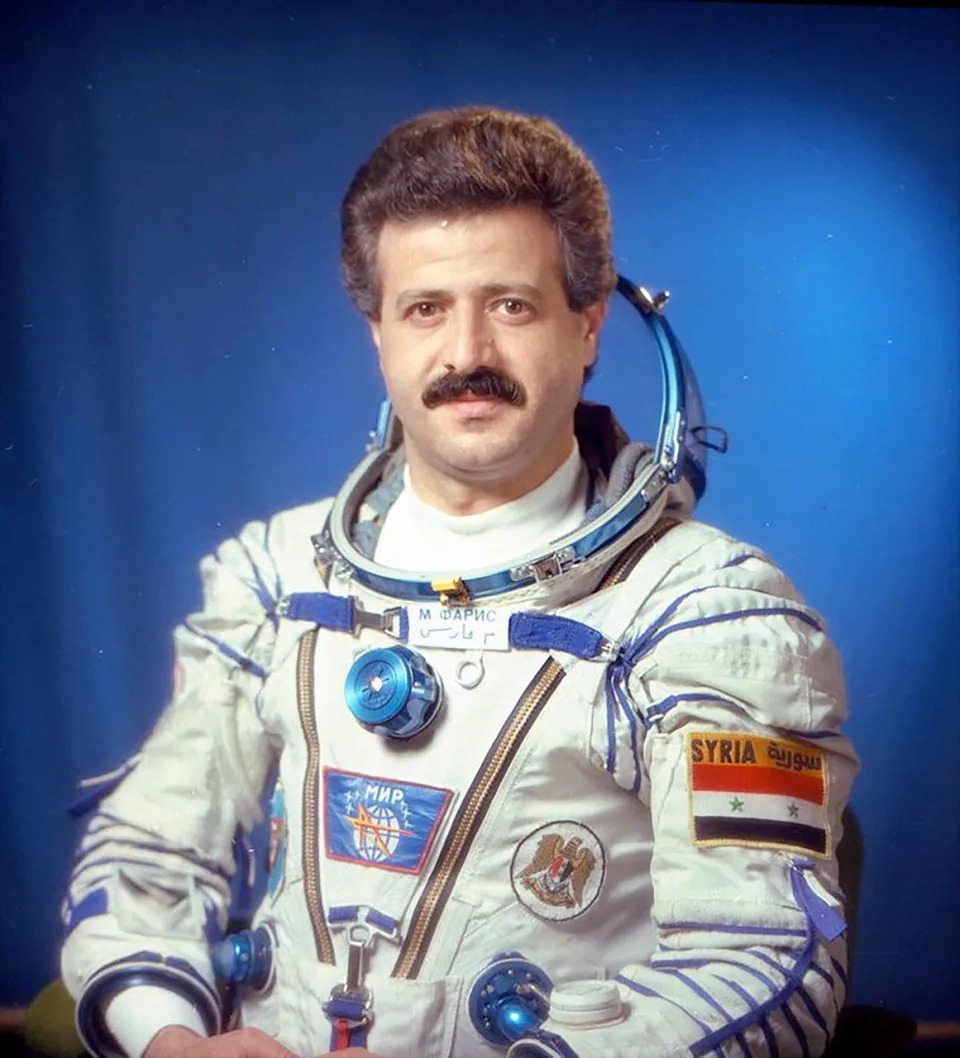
(374, 441, 587, 573)
(406, 444, 576, 516)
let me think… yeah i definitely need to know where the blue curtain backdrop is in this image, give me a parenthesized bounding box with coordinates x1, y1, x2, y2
(2, 0, 958, 1022)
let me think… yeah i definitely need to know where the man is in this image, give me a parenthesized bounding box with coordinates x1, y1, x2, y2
(61, 107, 858, 1058)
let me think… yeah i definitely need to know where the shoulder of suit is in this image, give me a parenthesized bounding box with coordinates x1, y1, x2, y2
(624, 516, 788, 597)
(263, 496, 335, 543)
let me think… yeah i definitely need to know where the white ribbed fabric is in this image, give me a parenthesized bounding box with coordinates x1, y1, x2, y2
(105, 986, 206, 1057)
(375, 443, 588, 573)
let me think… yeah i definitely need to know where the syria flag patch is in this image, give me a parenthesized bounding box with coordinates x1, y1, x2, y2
(687, 732, 830, 858)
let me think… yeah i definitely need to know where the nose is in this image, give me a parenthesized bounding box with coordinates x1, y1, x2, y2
(442, 302, 496, 374)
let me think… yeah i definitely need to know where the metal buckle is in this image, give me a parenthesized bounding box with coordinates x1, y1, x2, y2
(595, 639, 621, 663)
(510, 546, 576, 584)
(324, 905, 400, 1031)
(530, 555, 563, 581)
(310, 531, 337, 577)
(353, 605, 404, 639)
(640, 465, 669, 501)
(323, 981, 372, 1026)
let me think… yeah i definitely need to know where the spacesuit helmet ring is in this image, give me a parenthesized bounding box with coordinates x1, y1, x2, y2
(315, 276, 727, 605)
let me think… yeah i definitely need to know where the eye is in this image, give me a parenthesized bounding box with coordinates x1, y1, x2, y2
(495, 297, 532, 318)
(411, 301, 439, 319)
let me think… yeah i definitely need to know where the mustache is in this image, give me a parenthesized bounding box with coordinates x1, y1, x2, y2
(421, 367, 527, 409)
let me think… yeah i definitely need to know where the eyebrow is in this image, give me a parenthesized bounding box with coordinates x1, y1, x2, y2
(394, 283, 543, 311)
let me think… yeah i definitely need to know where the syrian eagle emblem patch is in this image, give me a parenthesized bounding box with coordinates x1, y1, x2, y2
(510, 821, 605, 921)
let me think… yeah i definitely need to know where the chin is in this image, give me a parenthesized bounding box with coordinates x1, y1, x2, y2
(434, 443, 523, 479)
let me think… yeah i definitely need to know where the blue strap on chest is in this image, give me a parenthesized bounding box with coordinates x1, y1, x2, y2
(507, 613, 608, 659)
(282, 592, 356, 630)
(280, 592, 612, 660)
(281, 591, 409, 639)
(328, 905, 400, 933)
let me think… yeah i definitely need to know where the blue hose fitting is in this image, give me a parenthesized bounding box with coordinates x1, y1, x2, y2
(468, 951, 553, 1048)
(344, 646, 442, 739)
(211, 924, 274, 991)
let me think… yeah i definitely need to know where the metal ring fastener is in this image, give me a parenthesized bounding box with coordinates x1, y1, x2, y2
(455, 656, 485, 690)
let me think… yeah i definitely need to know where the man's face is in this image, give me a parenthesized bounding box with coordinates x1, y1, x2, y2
(369, 205, 605, 508)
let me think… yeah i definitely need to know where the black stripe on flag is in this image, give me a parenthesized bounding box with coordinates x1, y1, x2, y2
(694, 816, 827, 854)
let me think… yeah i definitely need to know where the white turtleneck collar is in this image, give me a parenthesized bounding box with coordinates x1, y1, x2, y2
(374, 443, 588, 575)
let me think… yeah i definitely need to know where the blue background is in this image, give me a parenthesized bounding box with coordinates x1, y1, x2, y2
(2, 0, 958, 1021)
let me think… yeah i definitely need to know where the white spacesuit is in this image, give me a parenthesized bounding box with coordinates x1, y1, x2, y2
(60, 288, 858, 1058)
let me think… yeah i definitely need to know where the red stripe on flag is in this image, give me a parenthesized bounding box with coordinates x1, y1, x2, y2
(691, 763, 824, 803)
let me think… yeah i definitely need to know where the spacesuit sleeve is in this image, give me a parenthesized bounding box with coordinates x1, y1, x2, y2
(534, 542, 859, 1058)
(60, 519, 282, 1057)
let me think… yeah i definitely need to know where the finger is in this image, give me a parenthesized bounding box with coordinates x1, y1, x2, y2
(237, 1028, 299, 1058)
(330, 1050, 385, 1057)
(314, 1050, 382, 1057)
(203, 1028, 298, 1058)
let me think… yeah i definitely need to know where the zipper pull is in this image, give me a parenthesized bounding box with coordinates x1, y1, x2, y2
(791, 860, 846, 942)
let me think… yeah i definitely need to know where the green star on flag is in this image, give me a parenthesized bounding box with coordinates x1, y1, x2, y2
(787, 802, 800, 818)
(729, 797, 745, 813)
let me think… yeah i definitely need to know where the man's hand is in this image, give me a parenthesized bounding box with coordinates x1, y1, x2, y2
(144, 1027, 383, 1058)
(144, 1026, 297, 1058)
(316, 1051, 381, 1057)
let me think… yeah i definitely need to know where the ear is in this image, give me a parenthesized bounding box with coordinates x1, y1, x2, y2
(581, 300, 607, 367)
(582, 300, 607, 341)
(368, 317, 383, 356)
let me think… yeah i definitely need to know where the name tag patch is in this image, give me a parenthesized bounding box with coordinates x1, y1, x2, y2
(687, 732, 830, 857)
(324, 768, 453, 874)
(407, 605, 511, 652)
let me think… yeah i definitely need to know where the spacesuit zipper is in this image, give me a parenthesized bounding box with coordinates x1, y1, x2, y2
(295, 517, 680, 979)
(297, 626, 336, 964)
(391, 658, 566, 979)
(391, 516, 681, 981)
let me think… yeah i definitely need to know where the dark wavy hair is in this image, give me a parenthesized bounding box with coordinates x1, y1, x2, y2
(340, 106, 617, 319)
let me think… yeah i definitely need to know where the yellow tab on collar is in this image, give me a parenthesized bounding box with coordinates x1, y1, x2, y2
(431, 577, 470, 606)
